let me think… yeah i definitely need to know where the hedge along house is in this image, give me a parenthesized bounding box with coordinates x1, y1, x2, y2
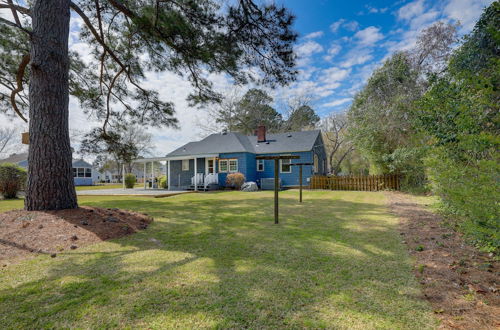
(0, 153, 95, 186)
(161, 126, 327, 191)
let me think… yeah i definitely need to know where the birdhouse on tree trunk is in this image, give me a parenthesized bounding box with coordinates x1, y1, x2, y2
(21, 132, 29, 145)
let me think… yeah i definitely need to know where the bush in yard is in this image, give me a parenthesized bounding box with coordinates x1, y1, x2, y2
(226, 172, 245, 189)
(159, 175, 167, 189)
(425, 149, 500, 253)
(0, 163, 27, 199)
(124, 173, 136, 189)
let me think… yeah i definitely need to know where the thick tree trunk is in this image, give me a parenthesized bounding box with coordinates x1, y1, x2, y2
(25, 0, 77, 210)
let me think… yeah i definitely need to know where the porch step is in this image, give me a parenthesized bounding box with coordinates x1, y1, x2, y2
(188, 185, 209, 191)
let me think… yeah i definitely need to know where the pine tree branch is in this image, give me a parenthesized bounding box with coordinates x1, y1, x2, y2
(6, 0, 21, 26)
(70, 1, 156, 110)
(0, 16, 30, 34)
(0, 3, 31, 15)
(70, 2, 125, 69)
(10, 54, 29, 123)
(103, 66, 125, 135)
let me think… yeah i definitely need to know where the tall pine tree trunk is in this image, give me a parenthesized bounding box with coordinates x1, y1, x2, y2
(25, 0, 78, 210)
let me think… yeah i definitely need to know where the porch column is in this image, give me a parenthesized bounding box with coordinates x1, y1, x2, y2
(194, 157, 198, 191)
(167, 160, 171, 191)
(151, 162, 154, 188)
(143, 162, 147, 189)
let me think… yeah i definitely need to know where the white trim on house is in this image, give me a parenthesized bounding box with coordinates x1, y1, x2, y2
(73, 167, 92, 178)
(280, 155, 292, 173)
(219, 159, 228, 173)
(229, 159, 238, 173)
(205, 157, 216, 174)
(165, 154, 219, 161)
(132, 154, 218, 162)
(256, 159, 264, 172)
(219, 158, 238, 173)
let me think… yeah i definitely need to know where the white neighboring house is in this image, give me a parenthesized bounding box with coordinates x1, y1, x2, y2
(0, 153, 97, 186)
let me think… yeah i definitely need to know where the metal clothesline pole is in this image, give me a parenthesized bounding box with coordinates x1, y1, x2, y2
(290, 162, 314, 203)
(256, 155, 300, 224)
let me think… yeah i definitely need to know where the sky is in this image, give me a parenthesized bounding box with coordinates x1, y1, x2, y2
(0, 0, 494, 159)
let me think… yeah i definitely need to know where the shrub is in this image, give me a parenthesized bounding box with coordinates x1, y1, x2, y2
(159, 175, 167, 189)
(0, 163, 27, 199)
(124, 173, 136, 188)
(426, 148, 500, 253)
(226, 172, 245, 189)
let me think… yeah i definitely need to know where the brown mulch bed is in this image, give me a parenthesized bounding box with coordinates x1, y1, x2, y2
(0, 206, 153, 266)
(386, 191, 499, 329)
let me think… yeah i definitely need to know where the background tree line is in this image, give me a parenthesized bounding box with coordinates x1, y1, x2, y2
(346, 3, 499, 252)
(198, 88, 321, 135)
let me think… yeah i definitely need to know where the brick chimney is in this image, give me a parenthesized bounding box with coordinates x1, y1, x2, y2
(257, 125, 266, 142)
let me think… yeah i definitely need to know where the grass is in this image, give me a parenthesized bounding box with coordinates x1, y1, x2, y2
(0, 191, 436, 329)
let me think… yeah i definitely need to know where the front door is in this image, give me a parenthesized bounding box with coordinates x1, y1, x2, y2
(207, 158, 215, 174)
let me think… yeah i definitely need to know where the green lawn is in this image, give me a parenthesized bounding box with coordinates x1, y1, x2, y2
(0, 191, 436, 329)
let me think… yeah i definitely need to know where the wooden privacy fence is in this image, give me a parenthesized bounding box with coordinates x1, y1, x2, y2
(310, 174, 400, 191)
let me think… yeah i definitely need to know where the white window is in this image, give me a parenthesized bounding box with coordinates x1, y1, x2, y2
(280, 157, 291, 173)
(314, 154, 319, 173)
(182, 159, 189, 171)
(72, 168, 77, 177)
(219, 159, 228, 173)
(257, 159, 264, 171)
(85, 168, 92, 178)
(229, 159, 238, 173)
(77, 168, 85, 177)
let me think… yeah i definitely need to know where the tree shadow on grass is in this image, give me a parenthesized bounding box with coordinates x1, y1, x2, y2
(0, 192, 435, 329)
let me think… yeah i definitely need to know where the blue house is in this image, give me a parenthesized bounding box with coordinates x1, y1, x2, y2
(164, 127, 327, 190)
(0, 153, 95, 186)
(71, 159, 94, 186)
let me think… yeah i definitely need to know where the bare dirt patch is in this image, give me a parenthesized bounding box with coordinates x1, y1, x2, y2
(386, 191, 499, 329)
(0, 206, 152, 266)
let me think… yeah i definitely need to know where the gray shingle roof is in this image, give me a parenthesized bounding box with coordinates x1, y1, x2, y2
(0, 153, 92, 168)
(72, 159, 92, 168)
(249, 130, 321, 154)
(166, 130, 321, 157)
(0, 152, 28, 164)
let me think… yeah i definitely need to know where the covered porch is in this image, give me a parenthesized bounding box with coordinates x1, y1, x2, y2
(166, 154, 220, 191)
(130, 154, 220, 191)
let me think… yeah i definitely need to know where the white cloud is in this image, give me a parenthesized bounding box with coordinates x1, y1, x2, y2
(330, 19, 345, 33)
(354, 26, 384, 46)
(444, 0, 492, 31)
(323, 44, 342, 62)
(319, 67, 351, 84)
(341, 54, 373, 68)
(330, 19, 359, 33)
(408, 10, 439, 30)
(397, 0, 425, 21)
(303, 31, 324, 39)
(295, 40, 324, 67)
(322, 98, 352, 108)
(366, 5, 388, 14)
(295, 40, 324, 58)
(297, 66, 319, 80)
(343, 21, 359, 31)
